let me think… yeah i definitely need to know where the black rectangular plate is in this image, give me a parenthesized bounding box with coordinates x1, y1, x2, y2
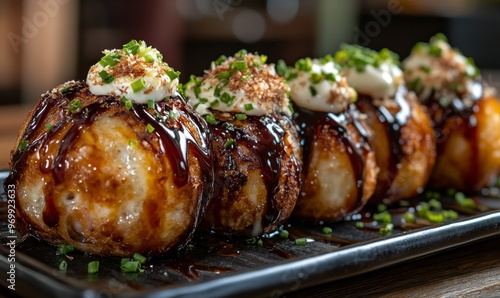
(1, 169, 499, 298)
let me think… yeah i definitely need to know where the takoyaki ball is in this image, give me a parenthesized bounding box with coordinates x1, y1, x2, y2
(4, 41, 213, 256)
(403, 34, 500, 191)
(186, 50, 301, 236)
(335, 45, 436, 204)
(283, 56, 378, 222)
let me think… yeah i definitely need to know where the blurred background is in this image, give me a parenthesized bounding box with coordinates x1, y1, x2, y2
(0, 0, 500, 167)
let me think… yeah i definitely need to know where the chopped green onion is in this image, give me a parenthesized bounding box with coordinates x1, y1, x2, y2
(131, 78, 146, 93)
(230, 60, 248, 71)
(379, 223, 394, 236)
(432, 32, 448, 42)
(334, 44, 399, 72)
(194, 85, 202, 97)
(59, 260, 68, 271)
(99, 70, 114, 83)
(215, 55, 227, 66)
(426, 211, 445, 223)
(412, 42, 428, 53)
(68, 99, 82, 112)
(443, 210, 458, 220)
(295, 58, 312, 71)
(155, 52, 163, 62)
(121, 96, 133, 110)
(128, 139, 138, 147)
(224, 138, 234, 148)
(425, 191, 440, 201)
(260, 54, 267, 64)
(310, 72, 322, 84)
(373, 211, 392, 225)
(220, 92, 235, 106)
(257, 239, 264, 247)
(235, 49, 247, 58)
(45, 123, 53, 131)
(123, 40, 140, 55)
(133, 253, 147, 264)
(295, 238, 308, 246)
(377, 203, 387, 212)
(56, 244, 75, 256)
(205, 114, 217, 125)
(465, 57, 479, 78)
(218, 71, 233, 80)
(402, 212, 415, 224)
(18, 138, 28, 150)
(169, 110, 178, 119)
(235, 113, 247, 121)
(241, 73, 251, 82)
(88, 261, 99, 274)
(355, 221, 364, 229)
(121, 261, 140, 273)
(428, 198, 442, 210)
(408, 77, 421, 92)
(279, 229, 289, 239)
(214, 80, 228, 97)
(121, 258, 131, 267)
(99, 52, 121, 67)
(210, 100, 220, 107)
(245, 237, 257, 244)
(324, 72, 337, 82)
(322, 227, 333, 235)
(420, 65, 431, 74)
(243, 103, 254, 111)
(417, 201, 430, 217)
(189, 74, 201, 87)
(147, 99, 155, 109)
(166, 69, 180, 81)
(309, 86, 317, 96)
(199, 97, 208, 103)
(455, 192, 476, 209)
(142, 53, 155, 63)
(137, 45, 162, 63)
(428, 43, 442, 57)
(61, 85, 70, 93)
(147, 123, 155, 133)
(276, 59, 288, 78)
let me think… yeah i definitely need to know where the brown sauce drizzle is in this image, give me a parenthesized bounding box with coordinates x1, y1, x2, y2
(356, 85, 412, 194)
(294, 106, 371, 212)
(423, 81, 484, 188)
(424, 81, 484, 152)
(209, 115, 290, 232)
(131, 97, 213, 189)
(6, 83, 213, 231)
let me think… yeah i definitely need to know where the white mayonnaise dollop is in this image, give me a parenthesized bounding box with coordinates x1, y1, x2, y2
(186, 51, 291, 116)
(86, 40, 178, 104)
(344, 63, 403, 99)
(288, 59, 356, 113)
(403, 35, 480, 103)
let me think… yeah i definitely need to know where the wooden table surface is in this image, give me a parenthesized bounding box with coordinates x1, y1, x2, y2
(288, 236, 500, 298)
(0, 105, 32, 170)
